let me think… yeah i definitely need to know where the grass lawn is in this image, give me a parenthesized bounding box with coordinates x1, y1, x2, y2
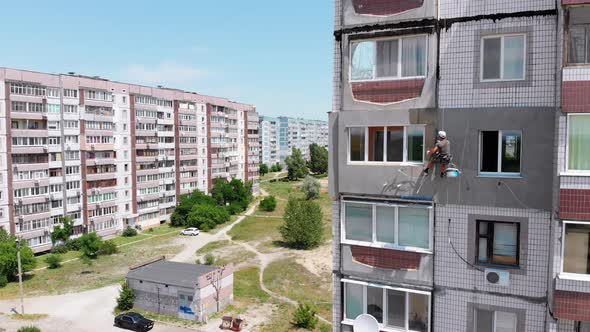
(9, 313, 48, 321)
(110, 234, 151, 246)
(142, 224, 179, 236)
(196, 240, 231, 255)
(227, 216, 283, 244)
(0, 232, 183, 299)
(34, 250, 80, 269)
(263, 258, 332, 320)
(260, 301, 331, 332)
(234, 267, 269, 303)
(260, 171, 286, 182)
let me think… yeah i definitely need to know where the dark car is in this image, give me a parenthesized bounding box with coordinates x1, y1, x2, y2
(114, 312, 154, 332)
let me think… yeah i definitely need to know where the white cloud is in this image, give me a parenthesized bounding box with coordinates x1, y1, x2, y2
(121, 62, 207, 87)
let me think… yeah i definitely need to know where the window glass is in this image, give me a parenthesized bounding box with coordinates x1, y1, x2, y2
(350, 128, 365, 162)
(407, 127, 424, 162)
(367, 286, 384, 323)
(503, 36, 525, 80)
(368, 127, 385, 162)
(501, 131, 521, 173)
(345, 283, 364, 320)
(564, 223, 590, 274)
(345, 203, 373, 242)
(568, 7, 590, 64)
(386, 290, 406, 329)
(483, 38, 502, 80)
(402, 35, 427, 77)
(476, 309, 494, 332)
(386, 126, 404, 162)
(352, 42, 375, 80)
(496, 311, 517, 332)
(398, 207, 430, 249)
(376, 206, 395, 244)
(568, 115, 590, 171)
(377, 39, 399, 78)
(579, 321, 590, 332)
(408, 293, 429, 332)
(493, 223, 518, 265)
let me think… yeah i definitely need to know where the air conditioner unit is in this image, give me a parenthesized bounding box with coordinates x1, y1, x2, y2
(484, 268, 510, 287)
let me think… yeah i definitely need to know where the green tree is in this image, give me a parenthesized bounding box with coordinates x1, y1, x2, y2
(44, 254, 62, 269)
(117, 282, 136, 311)
(285, 148, 309, 180)
(78, 233, 103, 258)
(51, 216, 74, 244)
(280, 198, 323, 249)
(308, 143, 328, 174)
(302, 176, 321, 200)
(211, 178, 252, 211)
(270, 162, 282, 172)
(0, 229, 36, 287)
(292, 303, 319, 329)
(187, 204, 230, 231)
(171, 190, 217, 226)
(259, 163, 269, 176)
(259, 196, 277, 212)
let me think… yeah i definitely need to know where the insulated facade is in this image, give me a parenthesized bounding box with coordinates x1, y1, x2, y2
(0, 67, 258, 252)
(331, 1, 560, 332)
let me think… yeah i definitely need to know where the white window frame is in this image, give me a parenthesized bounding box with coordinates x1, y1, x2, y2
(560, 220, 590, 281)
(349, 34, 429, 83)
(347, 126, 425, 165)
(342, 279, 432, 332)
(478, 130, 522, 177)
(474, 309, 518, 332)
(480, 34, 527, 82)
(564, 113, 590, 175)
(340, 200, 433, 253)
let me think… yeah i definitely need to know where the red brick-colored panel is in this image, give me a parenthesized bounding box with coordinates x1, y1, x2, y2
(351, 245, 422, 270)
(563, 81, 590, 113)
(351, 79, 425, 104)
(352, 0, 424, 15)
(560, 189, 590, 220)
(555, 290, 590, 321)
(563, 0, 590, 4)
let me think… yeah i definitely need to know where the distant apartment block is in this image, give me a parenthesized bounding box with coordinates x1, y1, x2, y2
(259, 116, 328, 167)
(0, 67, 259, 252)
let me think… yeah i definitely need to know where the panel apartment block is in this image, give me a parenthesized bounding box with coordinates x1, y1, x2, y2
(0, 67, 258, 253)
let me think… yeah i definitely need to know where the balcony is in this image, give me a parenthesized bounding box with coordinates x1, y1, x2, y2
(12, 145, 48, 154)
(83, 143, 115, 152)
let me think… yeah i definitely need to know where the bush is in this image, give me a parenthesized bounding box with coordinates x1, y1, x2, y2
(292, 303, 318, 329)
(122, 227, 138, 237)
(280, 198, 323, 249)
(78, 233, 103, 258)
(51, 244, 69, 254)
(17, 326, 41, 332)
(187, 204, 230, 231)
(44, 254, 62, 269)
(0, 275, 8, 288)
(98, 240, 118, 256)
(203, 253, 216, 265)
(270, 163, 282, 172)
(226, 202, 244, 215)
(65, 238, 83, 251)
(259, 163, 269, 176)
(302, 176, 321, 200)
(260, 196, 277, 212)
(116, 282, 136, 311)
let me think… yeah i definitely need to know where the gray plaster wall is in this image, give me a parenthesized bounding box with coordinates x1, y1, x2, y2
(341, 0, 436, 27)
(128, 278, 195, 319)
(340, 32, 437, 111)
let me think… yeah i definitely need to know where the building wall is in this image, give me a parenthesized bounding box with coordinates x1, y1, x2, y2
(128, 278, 191, 318)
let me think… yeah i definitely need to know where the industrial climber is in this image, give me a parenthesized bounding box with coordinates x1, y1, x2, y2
(423, 131, 451, 178)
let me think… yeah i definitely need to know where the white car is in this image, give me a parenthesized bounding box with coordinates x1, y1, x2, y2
(180, 227, 200, 236)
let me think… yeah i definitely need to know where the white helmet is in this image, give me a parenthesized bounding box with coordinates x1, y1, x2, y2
(438, 131, 447, 139)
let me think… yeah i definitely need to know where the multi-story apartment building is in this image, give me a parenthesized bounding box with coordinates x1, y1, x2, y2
(259, 116, 280, 167)
(247, 110, 260, 194)
(261, 116, 328, 166)
(0, 68, 258, 252)
(331, 1, 560, 331)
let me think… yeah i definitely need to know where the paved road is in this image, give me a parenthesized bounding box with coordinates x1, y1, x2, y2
(0, 200, 261, 332)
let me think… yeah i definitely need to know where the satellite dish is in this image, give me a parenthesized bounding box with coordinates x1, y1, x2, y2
(353, 314, 379, 332)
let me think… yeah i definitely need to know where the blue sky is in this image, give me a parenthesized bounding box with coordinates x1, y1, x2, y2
(1, 1, 334, 120)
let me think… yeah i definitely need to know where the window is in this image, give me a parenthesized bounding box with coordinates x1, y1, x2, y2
(568, 7, 590, 64)
(475, 309, 517, 332)
(476, 220, 519, 266)
(351, 35, 427, 81)
(349, 126, 424, 163)
(563, 222, 590, 275)
(576, 321, 590, 332)
(479, 130, 521, 175)
(481, 34, 526, 81)
(344, 281, 430, 332)
(342, 201, 432, 251)
(568, 114, 590, 172)
(63, 89, 78, 98)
